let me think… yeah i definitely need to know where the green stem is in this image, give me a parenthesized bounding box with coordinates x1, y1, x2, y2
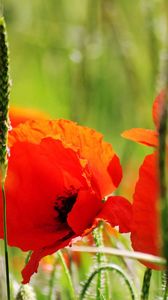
(93, 224, 110, 300)
(79, 263, 137, 300)
(48, 256, 57, 300)
(141, 268, 152, 300)
(24, 251, 32, 265)
(1, 184, 10, 300)
(93, 225, 104, 299)
(57, 250, 77, 300)
(70, 246, 166, 266)
(0, 15, 11, 300)
(162, 271, 168, 300)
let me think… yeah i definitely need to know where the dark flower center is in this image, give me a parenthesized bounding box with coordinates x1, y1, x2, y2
(54, 192, 77, 223)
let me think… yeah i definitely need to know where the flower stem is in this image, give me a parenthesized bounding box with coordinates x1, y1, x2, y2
(93, 223, 110, 299)
(0, 16, 11, 300)
(1, 184, 10, 300)
(162, 271, 168, 300)
(80, 264, 137, 300)
(93, 224, 104, 299)
(24, 251, 32, 266)
(57, 250, 77, 300)
(140, 268, 152, 300)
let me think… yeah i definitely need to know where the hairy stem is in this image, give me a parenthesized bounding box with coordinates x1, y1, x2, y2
(93, 224, 105, 299)
(141, 268, 152, 300)
(162, 271, 168, 300)
(0, 16, 11, 300)
(93, 224, 110, 300)
(80, 264, 137, 300)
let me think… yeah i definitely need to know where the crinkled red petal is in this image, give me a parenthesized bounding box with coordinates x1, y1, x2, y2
(9, 119, 122, 198)
(122, 128, 158, 147)
(131, 152, 161, 269)
(96, 196, 132, 233)
(0, 137, 87, 250)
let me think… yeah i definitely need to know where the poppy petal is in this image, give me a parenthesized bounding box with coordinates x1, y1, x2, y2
(131, 152, 161, 269)
(122, 128, 158, 147)
(0, 137, 87, 250)
(9, 119, 122, 198)
(108, 154, 122, 188)
(67, 190, 103, 235)
(152, 90, 166, 129)
(96, 196, 132, 233)
(22, 235, 74, 284)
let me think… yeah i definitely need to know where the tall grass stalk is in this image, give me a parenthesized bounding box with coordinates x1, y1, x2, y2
(70, 246, 166, 266)
(57, 250, 77, 300)
(1, 186, 10, 300)
(0, 16, 11, 300)
(159, 91, 168, 264)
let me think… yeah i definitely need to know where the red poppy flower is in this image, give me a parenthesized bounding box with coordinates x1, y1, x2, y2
(131, 152, 161, 269)
(0, 119, 132, 283)
(122, 91, 167, 268)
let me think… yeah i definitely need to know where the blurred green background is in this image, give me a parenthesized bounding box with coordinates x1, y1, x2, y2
(1, 1, 168, 299)
(4, 0, 168, 201)
(4, 0, 167, 155)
